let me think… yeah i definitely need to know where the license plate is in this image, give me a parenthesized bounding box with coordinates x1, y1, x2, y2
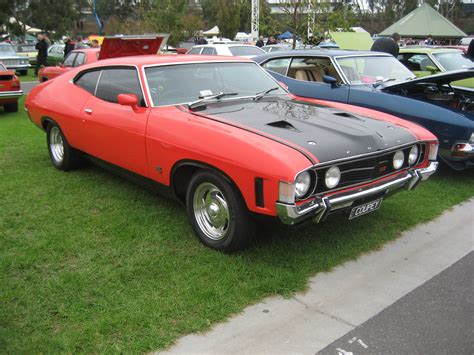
(349, 198, 383, 220)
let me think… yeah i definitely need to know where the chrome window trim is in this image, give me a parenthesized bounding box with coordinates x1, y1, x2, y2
(141, 60, 289, 108)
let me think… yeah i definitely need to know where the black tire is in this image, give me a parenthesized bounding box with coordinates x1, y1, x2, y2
(46, 122, 81, 171)
(4, 102, 18, 112)
(186, 170, 255, 252)
(18, 70, 28, 76)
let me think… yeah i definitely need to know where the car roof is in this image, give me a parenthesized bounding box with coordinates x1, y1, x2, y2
(253, 49, 391, 61)
(192, 44, 259, 48)
(85, 54, 252, 68)
(399, 46, 461, 54)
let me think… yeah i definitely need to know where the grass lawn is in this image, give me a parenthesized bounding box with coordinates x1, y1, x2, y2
(18, 68, 39, 83)
(1, 98, 473, 352)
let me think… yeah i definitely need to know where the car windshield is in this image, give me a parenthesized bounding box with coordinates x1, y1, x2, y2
(0, 44, 16, 55)
(145, 62, 286, 106)
(0, 63, 6, 71)
(433, 51, 474, 71)
(336, 56, 415, 85)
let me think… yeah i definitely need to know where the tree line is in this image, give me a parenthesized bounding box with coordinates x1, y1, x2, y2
(0, 0, 469, 45)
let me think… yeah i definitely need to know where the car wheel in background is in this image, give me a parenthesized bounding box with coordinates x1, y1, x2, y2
(46, 122, 81, 171)
(18, 70, 28, 76)
(186, 170, 255, 252)
(4, 102, 18, 112)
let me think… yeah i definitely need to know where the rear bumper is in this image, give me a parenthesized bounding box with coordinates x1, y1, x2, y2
(276, 162, 438, 225)
(5, 64, 30, 71)
(0, 90, 23, 100)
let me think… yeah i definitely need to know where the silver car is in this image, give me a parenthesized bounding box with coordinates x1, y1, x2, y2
(0, 43, 30, 75)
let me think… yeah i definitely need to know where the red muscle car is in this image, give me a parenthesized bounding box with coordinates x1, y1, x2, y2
(0, 62, 22, 112)
(38, 34, 168, 82)
(25, 55, 439, 251)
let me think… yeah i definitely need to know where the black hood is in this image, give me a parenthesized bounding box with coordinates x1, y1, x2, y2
(191, 98, 417, 164)
(382, 69, 474, 91)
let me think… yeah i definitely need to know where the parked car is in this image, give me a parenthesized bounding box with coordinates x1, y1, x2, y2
(25, 54, 438, 251)
(47, 44, 65, 66)
(254, 50, 474, 170)
(398, 47, 474, 88)
(0, 62, 22, 112)
(187, 44, 265, 58)
(39, 34, 168, 82)
(262, 44, 293, 53)
(0, 42, 30, 75)
(13, 43, 37, 65)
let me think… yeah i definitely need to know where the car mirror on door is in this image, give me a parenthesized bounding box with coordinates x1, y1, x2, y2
(323, 75, 338, 88)
(118, 93, 139, 111)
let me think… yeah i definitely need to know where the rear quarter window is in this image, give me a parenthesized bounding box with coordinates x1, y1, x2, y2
(74, 70, 101, 94)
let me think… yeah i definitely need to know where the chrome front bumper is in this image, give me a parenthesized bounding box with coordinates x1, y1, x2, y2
(276, 162, 438, 225)
(0, 90, 23, 100)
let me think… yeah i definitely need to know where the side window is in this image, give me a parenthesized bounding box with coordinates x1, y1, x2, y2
(63, 53, 77, 67)
(188, 47, 202, 55)
(201, 47, 216, 55)
(73, 52, 86, 67)
(404, 54, 436, 71)
(288, 57, 332, 82)
(74, 70, 101, 95)
(95, 68, 145, 107)
(262, 58, 291, 75)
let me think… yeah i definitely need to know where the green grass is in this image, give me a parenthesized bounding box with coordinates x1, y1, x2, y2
(1, 98, 473, 352)
(18, 68, 38, 83)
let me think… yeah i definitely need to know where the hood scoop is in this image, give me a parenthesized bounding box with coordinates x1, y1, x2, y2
(266, 120, 300, 132)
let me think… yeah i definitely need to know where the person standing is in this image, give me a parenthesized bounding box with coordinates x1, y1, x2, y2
(63, 36, 75, 57)
(34, 33, 49, 76)
(370, 33, 400, 57)
(91, 39, 100, 48)
(75, 35, 88, 49)
(425, 35, 434, 46)
(256, 36, 264, 48)
(467, 40, 474, 60)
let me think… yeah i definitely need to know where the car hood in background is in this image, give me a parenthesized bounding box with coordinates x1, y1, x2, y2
(98, 34, 169, 60)
(382, 69, 474, 91)
(193, 98, 416, 163)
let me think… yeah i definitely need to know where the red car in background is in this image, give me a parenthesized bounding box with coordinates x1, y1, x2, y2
(38, 34, 168, 82)
(0, 62, 22, 112)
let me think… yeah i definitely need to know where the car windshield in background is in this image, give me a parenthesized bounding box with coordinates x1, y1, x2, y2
(0, 44, 16, 55)
(228, 46, 264, 56)
(145, 62, 286, 106)
(433, 51, 474, 71)
(336, 56, 415, 85)
(0, 63, 6, 71)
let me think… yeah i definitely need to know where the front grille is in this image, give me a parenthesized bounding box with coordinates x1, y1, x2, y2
(313, 144, 425, 195)
(1, 59, 21, 66)
(0, 75, 13, 81)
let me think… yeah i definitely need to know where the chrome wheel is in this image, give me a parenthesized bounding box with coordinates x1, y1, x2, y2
(193, 182, 230, 241)
(49, 126, 64, 164)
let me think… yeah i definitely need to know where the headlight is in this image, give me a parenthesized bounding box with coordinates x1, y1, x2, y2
(392, 150, 404, 170)
(21, 59, 28, 64)
(295, 171, 311, 198)
(408, 145, 419, 166)
(325, 166, 341, 189)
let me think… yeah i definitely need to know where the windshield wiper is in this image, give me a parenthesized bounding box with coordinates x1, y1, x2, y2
(188, 92, 238, 110)
(373, 78, 396, 88)
(253, 87, 279, 101)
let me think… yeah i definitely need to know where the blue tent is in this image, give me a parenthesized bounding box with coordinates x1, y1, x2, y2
(278, 31, 293, 40)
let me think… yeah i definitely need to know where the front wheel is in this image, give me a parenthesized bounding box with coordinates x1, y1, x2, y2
(186, 171, 255, 252)
(46, 122, 81, 171)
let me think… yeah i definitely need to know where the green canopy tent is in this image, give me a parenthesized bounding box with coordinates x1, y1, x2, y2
(379, 3, 466, 39)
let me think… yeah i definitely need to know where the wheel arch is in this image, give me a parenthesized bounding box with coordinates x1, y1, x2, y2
(40, 116, 58, 131)
(170, 160, 246, 205)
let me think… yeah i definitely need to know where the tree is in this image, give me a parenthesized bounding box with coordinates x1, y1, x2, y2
(277, 0, 308, 49)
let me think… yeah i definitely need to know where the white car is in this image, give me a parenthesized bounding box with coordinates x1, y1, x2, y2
(187, 44, 265, 58)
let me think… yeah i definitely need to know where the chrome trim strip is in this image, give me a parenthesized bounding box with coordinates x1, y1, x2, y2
(0, 90, 23, 98)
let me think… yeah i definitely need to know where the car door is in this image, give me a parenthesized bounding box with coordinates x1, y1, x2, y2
(79, 66, 150, 177)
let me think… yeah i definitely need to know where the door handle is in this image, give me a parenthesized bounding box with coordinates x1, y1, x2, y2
(84, 108, 93, 114)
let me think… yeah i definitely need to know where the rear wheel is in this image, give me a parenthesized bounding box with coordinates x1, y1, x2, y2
(4, 102, 18, 112)
(46, 122, 81, 171)
(18, 70, 28, 76)
(186, 170, 255, 252)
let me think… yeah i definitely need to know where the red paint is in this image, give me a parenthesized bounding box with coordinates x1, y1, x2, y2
(26, 55, 437, 217)
(0, 69, 20, 105)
